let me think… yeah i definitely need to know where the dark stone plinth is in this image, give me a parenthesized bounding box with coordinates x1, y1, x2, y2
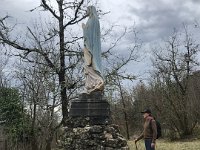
(69, 91, 110, 125)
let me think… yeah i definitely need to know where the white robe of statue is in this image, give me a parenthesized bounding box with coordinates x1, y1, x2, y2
(82, 6, 104, 93)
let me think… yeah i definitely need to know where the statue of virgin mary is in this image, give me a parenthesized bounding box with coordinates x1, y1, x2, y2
(82, 6, 104, 94)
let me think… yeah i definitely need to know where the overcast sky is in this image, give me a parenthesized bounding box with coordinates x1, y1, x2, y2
(1, 0, 199, 40)
(102, 0, 200, 41)
(1, 0, 200, 85)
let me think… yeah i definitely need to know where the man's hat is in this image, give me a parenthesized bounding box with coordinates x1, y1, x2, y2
(141, 109, 151, 114)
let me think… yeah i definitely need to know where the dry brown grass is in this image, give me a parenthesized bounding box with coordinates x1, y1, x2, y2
(128, 139, 200, 150)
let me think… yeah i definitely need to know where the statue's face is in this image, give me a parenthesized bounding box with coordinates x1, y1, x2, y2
(86, 7, 91, 16)
(87, 6, 96, 17)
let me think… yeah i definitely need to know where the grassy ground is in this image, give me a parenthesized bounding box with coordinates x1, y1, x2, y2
(128, 139, 200, 150)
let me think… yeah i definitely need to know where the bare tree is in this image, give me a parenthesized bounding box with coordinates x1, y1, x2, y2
(15, 57, 62, 150)
(0, 0, 88, 124)
(151, 25, 200, 137)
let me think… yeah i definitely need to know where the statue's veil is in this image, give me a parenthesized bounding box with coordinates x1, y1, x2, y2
(84, 6, 102, 75)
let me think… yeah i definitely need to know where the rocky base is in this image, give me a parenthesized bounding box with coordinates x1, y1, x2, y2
(57, 123, 129, 150)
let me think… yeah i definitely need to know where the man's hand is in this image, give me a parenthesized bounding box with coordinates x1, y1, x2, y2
(134, 139, 138, 144)
(151, 143, 155, 148)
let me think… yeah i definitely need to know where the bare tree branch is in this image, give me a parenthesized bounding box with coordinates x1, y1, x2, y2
(41, 0, 59, 20)
(64, 0, 87, 28)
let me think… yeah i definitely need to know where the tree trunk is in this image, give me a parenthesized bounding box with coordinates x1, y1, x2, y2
(117, 76, 130, 140)
(31, 102, 38, 150)
(58, 0, 68, 123)
(31, 138, 39, 150)
(45, 136, 53, 150)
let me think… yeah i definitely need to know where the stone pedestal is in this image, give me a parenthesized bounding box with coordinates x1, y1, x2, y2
(69, 91, 110, 125)
(57, 91, 129, 150)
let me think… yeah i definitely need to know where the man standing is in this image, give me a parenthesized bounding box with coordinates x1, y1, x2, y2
(135, 109, 157, 150)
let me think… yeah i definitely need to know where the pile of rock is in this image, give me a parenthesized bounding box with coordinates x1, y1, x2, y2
(57, 123, 129, 150)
